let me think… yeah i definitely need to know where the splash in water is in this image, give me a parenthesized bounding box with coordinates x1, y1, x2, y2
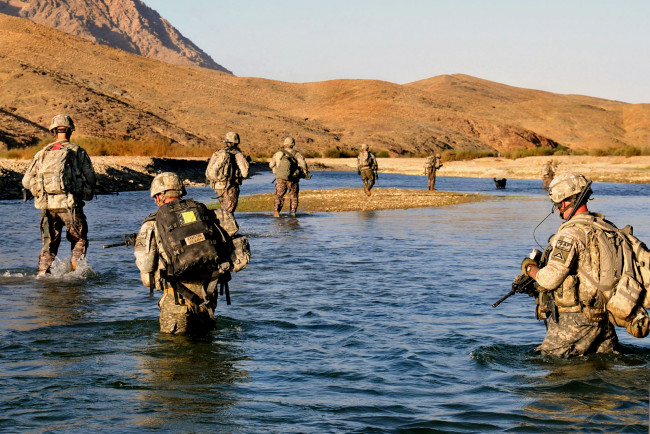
(39, 256, 97, 280)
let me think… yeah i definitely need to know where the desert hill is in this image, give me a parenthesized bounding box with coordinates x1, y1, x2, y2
(1, 13, 649, 157)
(0, 0, 230, 73)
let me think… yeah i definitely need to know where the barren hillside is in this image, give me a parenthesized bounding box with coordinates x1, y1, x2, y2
(1, 13, 649, 157)
(0, 0, 231, 73)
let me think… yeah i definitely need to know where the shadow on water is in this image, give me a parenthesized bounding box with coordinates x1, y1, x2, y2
(471, 343, 650, 432)
(131, 325, 249, 430)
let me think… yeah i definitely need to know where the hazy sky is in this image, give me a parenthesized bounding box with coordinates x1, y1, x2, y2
(146, 1, 650, 103)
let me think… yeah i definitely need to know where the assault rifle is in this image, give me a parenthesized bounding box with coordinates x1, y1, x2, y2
(492, 248, 544, 308)
(492, 273, 538, 308)
(103, 233, 138, 249)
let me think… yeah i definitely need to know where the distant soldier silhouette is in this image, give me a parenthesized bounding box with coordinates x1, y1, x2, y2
(541, 160, 556, 190)
(269, 137, 311, 217)
(424, 153, 443, 190)
(357, 144, 378, 196)
(206, 132, 249, 213)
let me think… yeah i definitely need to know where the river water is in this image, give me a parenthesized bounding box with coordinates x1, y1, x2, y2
(1, 171, 649, 432)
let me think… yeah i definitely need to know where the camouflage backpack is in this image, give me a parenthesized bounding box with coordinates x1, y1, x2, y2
(31, 142, 76, 197)
(213, 208, 251, 272)
(560, 214, 650, 338)
(276, 150, 300, 181)
(206, 149, 240, 187)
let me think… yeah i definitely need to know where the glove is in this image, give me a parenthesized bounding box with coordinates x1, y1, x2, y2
(521, 257, 537, 274)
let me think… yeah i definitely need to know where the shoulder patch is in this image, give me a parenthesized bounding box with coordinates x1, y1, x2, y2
(549, 236, 574, 265)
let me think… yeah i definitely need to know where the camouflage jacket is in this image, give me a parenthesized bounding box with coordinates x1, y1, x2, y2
(357, 150, 378, 171)
(22, 140, 96, 210)
(541, 164, 555, 177)
(424, 156, 442, 175)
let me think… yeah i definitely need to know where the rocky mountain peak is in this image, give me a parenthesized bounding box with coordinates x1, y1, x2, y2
(0, 0, 232, 73)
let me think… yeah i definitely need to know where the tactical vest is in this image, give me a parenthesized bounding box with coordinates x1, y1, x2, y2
(155, 199, 227, 279)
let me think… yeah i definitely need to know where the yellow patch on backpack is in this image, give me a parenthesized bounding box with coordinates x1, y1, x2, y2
(181, 211, 197, 224)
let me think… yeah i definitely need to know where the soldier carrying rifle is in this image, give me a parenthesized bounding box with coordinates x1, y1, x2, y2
(499, 173, 624, 358)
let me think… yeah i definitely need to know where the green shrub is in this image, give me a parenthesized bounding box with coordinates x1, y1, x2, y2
(441, 149, 498, 161)
(303, 150, 322, 158)
(324, 147, 355, 158)
(376, 150, 390, 158)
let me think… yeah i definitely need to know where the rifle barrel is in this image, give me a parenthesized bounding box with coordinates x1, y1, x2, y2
(492, 289, 516, 308)
(102, 242, 126, 249)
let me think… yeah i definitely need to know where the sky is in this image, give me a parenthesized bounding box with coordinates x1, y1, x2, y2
(146, 0, 650, 103)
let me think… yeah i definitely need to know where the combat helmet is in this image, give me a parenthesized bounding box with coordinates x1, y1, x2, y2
(150, 172, 187, 198)
(360, 143, 369, 150)
(49, 114, 75, 133)
(224, 131, 240, 145)
(548, 172, 591, 206)
(283, 137, 295, 148)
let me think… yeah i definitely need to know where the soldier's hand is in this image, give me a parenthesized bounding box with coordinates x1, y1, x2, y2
(521, 257, 537, 275)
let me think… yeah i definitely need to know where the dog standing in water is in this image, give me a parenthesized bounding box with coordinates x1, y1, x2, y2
(493, 178, 507, 189)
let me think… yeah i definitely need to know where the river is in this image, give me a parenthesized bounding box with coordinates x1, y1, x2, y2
(1, 171, 649, 432)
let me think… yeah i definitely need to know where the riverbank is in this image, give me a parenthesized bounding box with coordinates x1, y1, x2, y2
(308, 155, 650, 184)
(2, 154, 649, 200)
(0, 156, 265, 200)
(227, 188, 483, 213)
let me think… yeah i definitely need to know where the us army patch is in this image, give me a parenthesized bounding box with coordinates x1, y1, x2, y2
(549, 236, 573, 265)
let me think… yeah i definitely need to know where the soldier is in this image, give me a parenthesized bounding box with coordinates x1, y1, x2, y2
(268, 137, 310, 217)
(541, 160, 556, 190)
(521, 172, 619, 357)
(205, 132, 250, 213)
(356, 144, 378, 196)
(22, 114, 96, 276)
(424, 153, 443, 191)
(134, 172, 245, 335)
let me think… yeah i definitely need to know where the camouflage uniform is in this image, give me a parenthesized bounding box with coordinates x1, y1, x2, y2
(424, 155, 443, 191)
(206, 134, 250, 213)
(357, 147, 378, 196)
(269, 143, 309, 216)
(134, 215, 218, 335)
(534, 212, 619, 357)
(22, 136, 96, 275)
(541, 162, 555, 190)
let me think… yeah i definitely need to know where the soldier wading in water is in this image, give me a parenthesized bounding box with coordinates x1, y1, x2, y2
(22, 114, 96, 276)
(424, 153, 443, 191)
(205, 131, 250, 213)
(357, 143, 378, 196)
(520, 172, 627, 357)
(269, 137, 311, 217)
(134, 172, 250, 335)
